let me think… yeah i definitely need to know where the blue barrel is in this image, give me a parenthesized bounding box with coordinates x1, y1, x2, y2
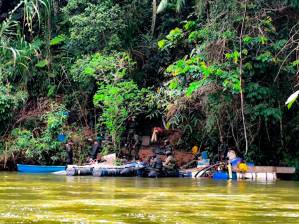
(213, 171, 228, 180)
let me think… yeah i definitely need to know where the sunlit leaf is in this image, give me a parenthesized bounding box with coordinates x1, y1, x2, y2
(35, 59, 48, 68)
(50, 35, 66, 46)
(285, 90, 299, 109)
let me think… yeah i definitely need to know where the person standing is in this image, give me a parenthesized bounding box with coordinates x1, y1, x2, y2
(89, 137, 102, 162)
(151, 127, 164, 143)
(65, 140, 74, 165)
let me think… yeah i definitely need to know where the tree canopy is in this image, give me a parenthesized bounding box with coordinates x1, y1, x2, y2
(0, 0, 298, 172)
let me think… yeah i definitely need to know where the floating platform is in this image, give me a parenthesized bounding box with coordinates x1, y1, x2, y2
(66, 165, 94, 176)
(65, 163, 296, 181)
(65, 164, 131, 176)
(65, 164, 181, 178)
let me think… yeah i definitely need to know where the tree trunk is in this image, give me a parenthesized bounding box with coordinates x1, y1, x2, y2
(151, 0, 157, 36)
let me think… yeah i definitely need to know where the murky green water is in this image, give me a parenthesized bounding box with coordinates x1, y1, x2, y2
(0, 173, 299, 224)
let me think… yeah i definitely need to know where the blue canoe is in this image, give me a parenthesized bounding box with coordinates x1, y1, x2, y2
(17, 164, 65, 173)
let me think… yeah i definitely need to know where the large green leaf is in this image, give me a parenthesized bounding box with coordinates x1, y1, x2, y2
(157, 0, 168, 13)
(35, 59, 48, 68)
(50, 35, 66, 46)
(285, 90, 299, 109)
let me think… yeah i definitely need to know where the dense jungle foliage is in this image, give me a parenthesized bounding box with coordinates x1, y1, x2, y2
(0, 0, 299, 172)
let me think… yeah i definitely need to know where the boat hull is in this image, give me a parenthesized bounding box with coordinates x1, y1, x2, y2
(17, 164, 66, 173)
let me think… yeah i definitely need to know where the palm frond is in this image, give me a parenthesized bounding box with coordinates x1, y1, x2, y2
(157, 0, 187, 14)
(175, 0, 185, 13)
(22, 0, 51, 31)
(0, 46, 20, 67)
(0, 20, 19, 40)
(157, 0, 168, 14)
(0, 19, 20, 66)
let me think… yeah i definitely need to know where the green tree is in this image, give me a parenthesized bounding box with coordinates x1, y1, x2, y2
(62, 0, 126, 53)
(94, 81, 148, 149)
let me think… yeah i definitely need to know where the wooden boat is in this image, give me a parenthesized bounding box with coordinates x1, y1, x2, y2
(17, 164, 66, 173)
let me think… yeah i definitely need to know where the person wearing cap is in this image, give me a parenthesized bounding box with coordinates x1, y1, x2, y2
(163, 150, 176, 170)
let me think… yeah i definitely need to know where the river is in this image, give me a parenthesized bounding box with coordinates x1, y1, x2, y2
(0, 172, 299, 223)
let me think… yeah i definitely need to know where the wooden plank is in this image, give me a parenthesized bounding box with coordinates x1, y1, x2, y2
(276, 167, 296, 174)
(254, 166, 276, 173)
(254, 166, 295, 174)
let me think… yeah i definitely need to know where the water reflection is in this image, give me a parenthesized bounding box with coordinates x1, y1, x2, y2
(0, 172, 298, 223)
